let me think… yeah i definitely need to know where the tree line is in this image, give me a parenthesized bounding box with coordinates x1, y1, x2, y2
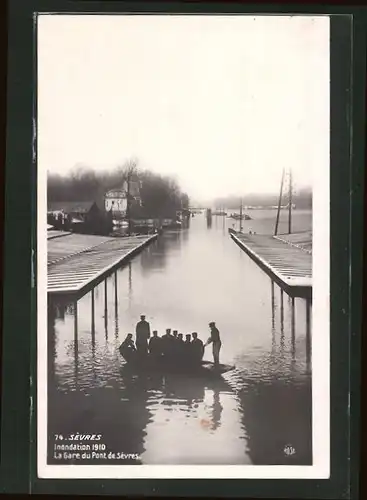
(48, 161, 190, 217)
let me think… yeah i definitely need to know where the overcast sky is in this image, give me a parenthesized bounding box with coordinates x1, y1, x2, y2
(38, 15, 329, 201)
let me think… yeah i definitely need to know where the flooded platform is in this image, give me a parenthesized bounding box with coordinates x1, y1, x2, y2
(48, 233, 113, 265)
(274, 231, 312, 254)
(230, 232, 312, 298)
(48, 233, 157, 295)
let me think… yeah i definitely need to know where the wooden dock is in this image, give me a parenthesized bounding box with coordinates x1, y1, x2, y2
(48, 233, 157, 296)
(48, 233, 113, 266)
(230, 232, 312, 298)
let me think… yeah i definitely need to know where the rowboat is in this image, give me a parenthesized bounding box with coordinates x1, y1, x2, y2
(120, 354, 235, 378)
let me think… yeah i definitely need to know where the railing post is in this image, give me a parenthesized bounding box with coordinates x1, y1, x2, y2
(104, 278, 108, 338)
(306, 298, 311, 366)
(74, 300, 79, 385)
(291, 296, 296, 357)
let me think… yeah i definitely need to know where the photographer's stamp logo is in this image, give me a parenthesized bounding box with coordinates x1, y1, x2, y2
(284, 444, 296, 456)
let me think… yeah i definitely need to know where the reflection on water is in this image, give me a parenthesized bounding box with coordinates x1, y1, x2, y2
(48, 210, 312, 465)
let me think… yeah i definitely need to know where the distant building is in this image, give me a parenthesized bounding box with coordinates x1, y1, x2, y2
(104, 179, 142, 217)
(104, 189, 128, 215)
(47, 200, 112, 235)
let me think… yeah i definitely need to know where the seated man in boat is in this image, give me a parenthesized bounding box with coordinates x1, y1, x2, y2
(119, 334, 137, 363)
(148, 330, 162, 360)
(175, 333, 185, 360)
(177, 333, 185, 348)
(191, 332, 204, 364)
(205, 322, 222, 367)
(171, 330, 180, 360)
(184, 334, 194, 364)
(135, 315, 151, 355)
(161, 328, 174, 362)
(162, 328, 171, 338)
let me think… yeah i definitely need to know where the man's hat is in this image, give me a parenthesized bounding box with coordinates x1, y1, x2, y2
(209, 321, 215, 326)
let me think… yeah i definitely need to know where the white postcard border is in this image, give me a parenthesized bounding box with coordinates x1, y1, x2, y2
(37, 13, 330, 479)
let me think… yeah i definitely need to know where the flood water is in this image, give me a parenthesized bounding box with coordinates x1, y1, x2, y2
(48, 210, 312, 466)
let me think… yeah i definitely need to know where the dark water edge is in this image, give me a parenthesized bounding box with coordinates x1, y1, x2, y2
(48, 375, 312, 466)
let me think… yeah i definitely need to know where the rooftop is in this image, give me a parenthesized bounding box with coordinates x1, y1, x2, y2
(48, 200, 104, 214)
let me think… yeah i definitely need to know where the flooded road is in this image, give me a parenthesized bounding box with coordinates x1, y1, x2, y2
(48, 210, 312, 466)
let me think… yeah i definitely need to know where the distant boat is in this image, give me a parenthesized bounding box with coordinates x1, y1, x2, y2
(229, 213, 252, 220)
(212, 210, 227, 216)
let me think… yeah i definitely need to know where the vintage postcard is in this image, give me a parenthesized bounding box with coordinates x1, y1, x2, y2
(37, 14, 330, 479)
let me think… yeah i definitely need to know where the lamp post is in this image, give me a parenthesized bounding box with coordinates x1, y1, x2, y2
(275, 168, 285, 236)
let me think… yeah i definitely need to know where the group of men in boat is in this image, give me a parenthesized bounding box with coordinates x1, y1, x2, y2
(119, 315, 222, 367)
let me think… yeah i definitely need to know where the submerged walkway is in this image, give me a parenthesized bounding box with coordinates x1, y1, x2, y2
(275, 231, 312, 254)
(48, 233, 157, 296)
(230, 232, 312, 298)
(47, 233, 113, 265)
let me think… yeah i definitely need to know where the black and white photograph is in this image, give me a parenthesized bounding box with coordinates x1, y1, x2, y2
(37, 14, 330, 478)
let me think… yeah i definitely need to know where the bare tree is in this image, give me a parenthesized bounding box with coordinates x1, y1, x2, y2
(47, 158, 190, 222)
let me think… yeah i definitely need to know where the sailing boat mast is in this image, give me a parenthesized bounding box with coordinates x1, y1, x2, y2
(288, 169, 293, 234)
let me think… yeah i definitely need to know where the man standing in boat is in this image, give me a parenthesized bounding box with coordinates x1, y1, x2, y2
(176, 333, 185, 366)
(191, 332, 204, 365)
(184, 334, 194, 363)
(205, 322, 222, 367)
(148, 330, 162, 361)
(135, 315, 151, 355)
(172, 330, 179, 360)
